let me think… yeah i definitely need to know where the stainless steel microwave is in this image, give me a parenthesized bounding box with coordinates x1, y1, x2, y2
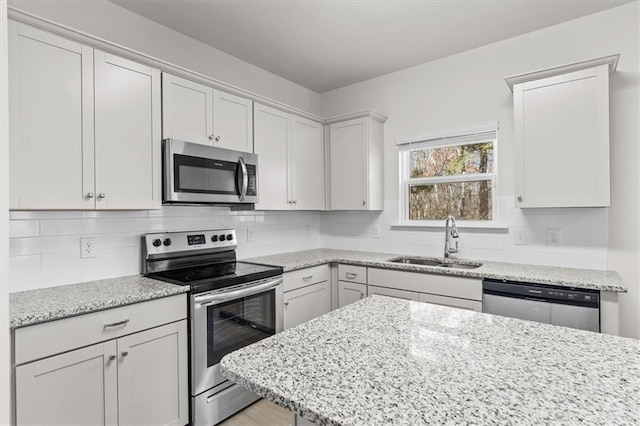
(163, 139, 258, 205)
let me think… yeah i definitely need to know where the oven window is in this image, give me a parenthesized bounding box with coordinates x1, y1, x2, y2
(174, 154, 238, 195)
(206, 290, 276, 367)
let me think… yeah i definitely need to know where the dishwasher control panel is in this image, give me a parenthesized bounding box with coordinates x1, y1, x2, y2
(483, 279, 599, 308)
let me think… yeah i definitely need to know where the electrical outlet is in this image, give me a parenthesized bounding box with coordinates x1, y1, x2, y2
(547, 229, 560, 246)
(513, 229, 527, 245)
(372, 225, 381, 239)
(247, 227, 255, 242)
(80, 237, 95, 259)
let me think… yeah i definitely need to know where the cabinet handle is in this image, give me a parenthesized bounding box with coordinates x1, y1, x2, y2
(346, 272, 358, 279)
(86, 192, 95, 199)
(284, 301, 289, 306)
(120, 351, 129, 358)
(302, 275, 313, 281)
(103, 319, 129, 328)
(215, 136, 221, 142)
(517, 195, 523, 202)
(98, 192, 107, 199)
(108, 354, 116, 361)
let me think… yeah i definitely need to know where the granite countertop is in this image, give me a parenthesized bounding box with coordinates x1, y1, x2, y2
(9, 275, 189, 329)
(221, 295, 640, 426)
(246, 248, 626, 292)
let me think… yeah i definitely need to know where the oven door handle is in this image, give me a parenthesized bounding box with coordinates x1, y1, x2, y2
(237, 156, 248, 201)
(195, 277, 282, 306)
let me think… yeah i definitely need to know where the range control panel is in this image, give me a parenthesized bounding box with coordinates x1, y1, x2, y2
(144, 229, 237, 255)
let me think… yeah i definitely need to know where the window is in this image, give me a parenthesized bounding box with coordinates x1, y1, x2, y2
(398, 123, 498, 225)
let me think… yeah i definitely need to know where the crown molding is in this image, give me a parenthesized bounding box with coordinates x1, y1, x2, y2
(324, 109, 388, 125)
(505, 54, 620, 92)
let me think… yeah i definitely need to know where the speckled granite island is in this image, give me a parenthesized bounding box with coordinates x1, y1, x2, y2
(221, 295, 640, 426)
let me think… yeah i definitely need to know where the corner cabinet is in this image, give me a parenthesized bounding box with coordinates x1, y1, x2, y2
(326, 111, 386, 211)
(254, 103, 325, 210)
(162, 73, 253, 152)
(8, 21, 161, 210)
(507, 55, 618, 208)
(14, 295, 189, 426)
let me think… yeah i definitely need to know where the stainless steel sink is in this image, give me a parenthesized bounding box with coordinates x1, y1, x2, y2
(387, 256, 482, 270)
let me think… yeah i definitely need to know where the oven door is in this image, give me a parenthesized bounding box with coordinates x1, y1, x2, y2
(163, 138, 258, 204)
(191, 277, 283, 396)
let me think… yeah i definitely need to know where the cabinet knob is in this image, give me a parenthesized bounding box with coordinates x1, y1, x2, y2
(108, 354, 116, 361)
(362, 200, 366, 206)
(517, 195, 523, 202)
(284, 301, 289, 307)
(360, 291, 365, 297)
(208, 134, 214, 141)
(86, 192, 95, 199)
(98, 192, 107, 199)
(214, 136, 221, 142)
(292, 200, 297, 204)
(120, 351, 129, 358)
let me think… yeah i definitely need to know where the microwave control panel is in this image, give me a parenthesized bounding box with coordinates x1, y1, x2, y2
(246, 165, 257, 196)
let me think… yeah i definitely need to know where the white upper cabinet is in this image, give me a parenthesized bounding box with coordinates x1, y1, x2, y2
(254, 103, 324, 210)
(327, 111, 386, 211)
(9, 21, 161, 210)
(162, 73, 253, 152)
(508, 56, 617, 208)
(161, 73, 213, 146)
(94, 52, 161, 210)
(9, 22, 94, 210)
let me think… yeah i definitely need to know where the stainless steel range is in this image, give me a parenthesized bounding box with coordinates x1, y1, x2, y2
(143, 229, 283, 426)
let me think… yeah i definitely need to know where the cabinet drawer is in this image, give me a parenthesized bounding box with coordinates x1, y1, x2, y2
(284, 264, 330, 292)
(14, 294, 187, 365)
(368, 285, 420, 301)
(338, 264, 367, 284)
(368, 268, 482, 301)
(419, 293, 482, 312)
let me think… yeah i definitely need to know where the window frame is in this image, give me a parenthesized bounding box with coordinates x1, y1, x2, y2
(397, 123, 499, 227)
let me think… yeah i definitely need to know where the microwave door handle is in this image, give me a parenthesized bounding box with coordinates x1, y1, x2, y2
(238, 156, 248, 201)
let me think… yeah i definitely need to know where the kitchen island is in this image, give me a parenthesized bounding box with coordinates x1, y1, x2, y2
(221, 295, 639, 425)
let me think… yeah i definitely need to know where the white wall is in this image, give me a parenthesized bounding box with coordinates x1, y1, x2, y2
(320, 3, 639, 338)
(9, 208, 321, 292)
(0, 0, 10, 422)
(7, 0, 321, 115)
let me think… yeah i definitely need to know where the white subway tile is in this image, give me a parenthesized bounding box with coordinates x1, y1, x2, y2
(9, 269, 82, 293)
(9, 255, 41, 274)
(10, 220, 41, 238)
(81, 261, 141, 282)
(41, 219, 118, 236)
(10, 236, 80, 256)
(10, 211, 82, 220)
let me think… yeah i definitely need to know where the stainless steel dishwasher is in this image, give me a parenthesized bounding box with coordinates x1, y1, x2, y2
(483, 279, 600, 332)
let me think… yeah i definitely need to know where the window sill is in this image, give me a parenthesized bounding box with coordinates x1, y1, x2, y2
(391, 222, 510, 231)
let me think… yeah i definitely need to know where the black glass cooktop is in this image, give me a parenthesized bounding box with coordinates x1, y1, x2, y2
(148, 261, 283, 294)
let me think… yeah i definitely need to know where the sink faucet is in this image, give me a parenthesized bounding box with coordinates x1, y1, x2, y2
(444, 215, 459, 259)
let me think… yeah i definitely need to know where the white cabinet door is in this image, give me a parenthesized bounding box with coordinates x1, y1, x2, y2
(338, 281, 367, 308)
(419, 293, 482, 312)
(162, 73, 214, 146)
(330, 118, 367, 210)
(9, 21, 95, 210)
(254, 103, 290, 210)
(117, 320, 189, 426)
(290, 115, 324, 210)
(213, 89, 253, 152)
(94, 51, 161, 210)
(514, 64, 610, 207)
(283, 281, 331, 330)
(15, 340, 118, 426)
(368, 285, 420, 301)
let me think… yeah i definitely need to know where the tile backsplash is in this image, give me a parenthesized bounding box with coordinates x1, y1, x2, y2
(9, 201, 608, 293)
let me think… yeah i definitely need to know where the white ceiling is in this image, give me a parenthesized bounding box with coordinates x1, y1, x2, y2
(111, 0, 631, 93)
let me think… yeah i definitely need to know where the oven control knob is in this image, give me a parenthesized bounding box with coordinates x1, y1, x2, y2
(219, 234, 226, 241)
(152, 239, 162, 247)
(163, 238, 172, 246)
(211, 235, 218, 242)
(226, 234, 233, 241)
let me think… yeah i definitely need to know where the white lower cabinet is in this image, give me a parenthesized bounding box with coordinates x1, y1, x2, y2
(337, 281, 367, 308)
(367, 285, 420, 301)
(283, 281, 331, 330)
(418, 293, 483, 312)
(14, 296, 189, 426)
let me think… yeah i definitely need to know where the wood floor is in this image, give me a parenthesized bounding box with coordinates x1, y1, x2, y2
(219, 399, 291, 426)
